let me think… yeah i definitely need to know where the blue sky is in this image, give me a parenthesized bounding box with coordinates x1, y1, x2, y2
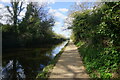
(48, 2, 74, 38)
(50, 2, 73, 9)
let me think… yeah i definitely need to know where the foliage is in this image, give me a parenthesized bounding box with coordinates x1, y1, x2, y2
(2, 2, 65, 49)
(70, 2, 120, 78)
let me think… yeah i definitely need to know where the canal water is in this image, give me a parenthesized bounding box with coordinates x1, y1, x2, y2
(2, 41, 68, 79)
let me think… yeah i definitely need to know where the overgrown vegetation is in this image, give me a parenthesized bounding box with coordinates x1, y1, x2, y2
(1, 2, 66, 49)
(36, 41, 69, 79)
(70, 2, 120, 78)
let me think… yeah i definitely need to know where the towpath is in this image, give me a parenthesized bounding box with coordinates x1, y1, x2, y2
(49, 40, 89, 79)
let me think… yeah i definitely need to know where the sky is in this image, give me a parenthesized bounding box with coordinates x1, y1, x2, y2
(48, 2, 74, 38)
(0, 1, 75, 38)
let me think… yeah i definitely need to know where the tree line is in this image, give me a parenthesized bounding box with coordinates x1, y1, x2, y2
(1, 2, 66, 49)
(70, 2, 120, 78)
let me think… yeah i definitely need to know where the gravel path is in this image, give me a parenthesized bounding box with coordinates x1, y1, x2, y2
(49, 41, 89, 80)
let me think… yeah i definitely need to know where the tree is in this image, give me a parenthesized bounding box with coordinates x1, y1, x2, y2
(6, 0, 24, 34)
(69, 2, 120, 78)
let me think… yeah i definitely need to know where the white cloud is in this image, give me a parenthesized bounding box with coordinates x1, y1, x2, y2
(49, 8, 67, 20)
(0, 3, 10, 24)
(58, 8, 68, 12)
(54, 11, 67, 19)
(55, 22, 61, 26)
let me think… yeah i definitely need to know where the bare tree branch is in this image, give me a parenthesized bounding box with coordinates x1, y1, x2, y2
(6, 6, 13, 16)
(17, 2, 24, 16)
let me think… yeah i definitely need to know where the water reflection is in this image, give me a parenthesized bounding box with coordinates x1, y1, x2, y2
(2, 41, 68, 80)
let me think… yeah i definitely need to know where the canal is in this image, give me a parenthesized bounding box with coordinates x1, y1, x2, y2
(2, 41, 68, 79)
